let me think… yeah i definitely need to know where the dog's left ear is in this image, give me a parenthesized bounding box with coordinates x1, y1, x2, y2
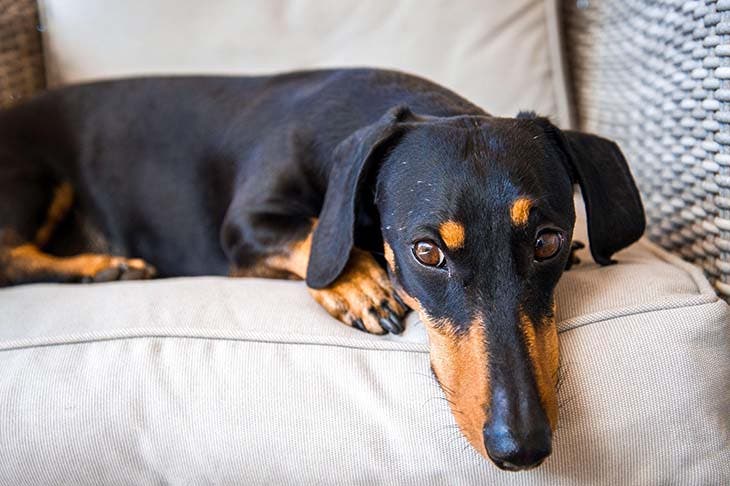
(555, 129, 646, 265)
(306, 105, 414, 289)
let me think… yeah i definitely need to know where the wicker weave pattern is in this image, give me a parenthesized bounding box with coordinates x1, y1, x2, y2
(0, 0, 45, 108)
(563, 0, 730, 298)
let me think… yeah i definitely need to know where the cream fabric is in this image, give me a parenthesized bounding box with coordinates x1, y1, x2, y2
(1, 225, 728, 484)
(37, 0, 573, 126)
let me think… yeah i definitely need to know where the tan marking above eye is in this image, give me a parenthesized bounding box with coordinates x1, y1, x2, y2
(438, 220, 465, 250)
(510, 197, 532, 227)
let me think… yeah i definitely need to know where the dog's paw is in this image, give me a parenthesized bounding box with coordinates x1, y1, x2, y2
(565, 240, 585, 271)
(79, 256, 157, 282)
(308, 249, 408, 334)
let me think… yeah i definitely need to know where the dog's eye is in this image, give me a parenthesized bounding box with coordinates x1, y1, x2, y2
(412, 240, 445, 267)
(534, 231, 563, 261)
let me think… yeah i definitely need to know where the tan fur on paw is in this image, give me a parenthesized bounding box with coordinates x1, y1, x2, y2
(309, 249, 407, 334)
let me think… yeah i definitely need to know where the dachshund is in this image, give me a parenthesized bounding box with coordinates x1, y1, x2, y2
(0, 68, 645, 471)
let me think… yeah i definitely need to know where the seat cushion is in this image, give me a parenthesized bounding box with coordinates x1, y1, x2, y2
(1, 217, 728, 484)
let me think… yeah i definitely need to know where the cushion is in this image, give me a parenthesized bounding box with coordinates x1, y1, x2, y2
(37, 0, 573, 127)
(1, 215, 728, 484)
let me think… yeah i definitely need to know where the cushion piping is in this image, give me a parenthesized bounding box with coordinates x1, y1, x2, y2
(0, 298, 724, 354)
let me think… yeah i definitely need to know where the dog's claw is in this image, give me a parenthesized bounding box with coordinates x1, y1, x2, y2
(389, 315, 403, 334)
(381, 302, 403, 334)
(379, 317, 399, 334)
(352, 318, 366, 332)
(393, 292, 407, 310)
(379, 302, 404, 334)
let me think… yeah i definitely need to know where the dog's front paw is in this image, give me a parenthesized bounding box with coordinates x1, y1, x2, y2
(309, 249, 408, 334)
(79, 256, 157, 282)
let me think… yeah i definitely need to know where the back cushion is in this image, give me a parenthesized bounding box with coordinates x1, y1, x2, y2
(38, 0, 571, 125)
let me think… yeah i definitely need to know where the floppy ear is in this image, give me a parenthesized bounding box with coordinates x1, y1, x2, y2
(306, 105, 414, 289)
(557, 130, 646, 265)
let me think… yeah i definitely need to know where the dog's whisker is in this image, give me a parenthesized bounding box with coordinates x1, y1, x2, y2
(409, 370, 440, 384)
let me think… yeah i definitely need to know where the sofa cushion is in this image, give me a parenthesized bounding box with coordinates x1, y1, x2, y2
(37, 0, 573, 127)
(1, 218, 728, 484)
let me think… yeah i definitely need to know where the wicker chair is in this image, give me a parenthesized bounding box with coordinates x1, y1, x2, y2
(563, 0, 730, 298)
(2, 0, 729, 299)
(0, 0, 43, 108)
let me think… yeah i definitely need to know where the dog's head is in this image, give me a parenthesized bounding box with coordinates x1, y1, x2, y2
(307, 106, 645, 470)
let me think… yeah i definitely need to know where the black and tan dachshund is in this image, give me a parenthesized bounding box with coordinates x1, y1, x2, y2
(0, 68, 644, 471)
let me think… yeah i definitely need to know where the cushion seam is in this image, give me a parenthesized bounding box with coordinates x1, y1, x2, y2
(557, 293, 718, 332)
(0, 334, 432, 354)
(558, 296, 723, 333)
(0, 299, 724, 354)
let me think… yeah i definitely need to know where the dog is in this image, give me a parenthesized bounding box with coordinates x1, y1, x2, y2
(0, 68, 645, 471)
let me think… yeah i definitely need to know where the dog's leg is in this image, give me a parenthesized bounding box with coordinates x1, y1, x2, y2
(225, 216, 407, 334)
(0, 180, 156, 286)
(0, 244, 156, 285)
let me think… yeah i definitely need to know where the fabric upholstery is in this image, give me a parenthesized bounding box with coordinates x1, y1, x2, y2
(563, 0, 730, 298)
(37, 0, 573, 127)
(1, 216, 728, 484)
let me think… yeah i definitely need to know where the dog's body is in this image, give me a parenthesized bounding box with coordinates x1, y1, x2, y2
(0, 70, 480, 277)
(0, 68, 645, 470)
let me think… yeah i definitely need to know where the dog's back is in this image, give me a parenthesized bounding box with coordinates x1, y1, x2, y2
(0, 69, 483, 277)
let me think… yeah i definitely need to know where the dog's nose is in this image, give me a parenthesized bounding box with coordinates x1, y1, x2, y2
(483, 421, 552, 471)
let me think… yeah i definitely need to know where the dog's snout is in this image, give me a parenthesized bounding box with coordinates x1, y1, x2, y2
(483, 420, 552, 471)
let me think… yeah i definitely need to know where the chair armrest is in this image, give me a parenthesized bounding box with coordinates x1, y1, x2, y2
(562, 0, 730, 299)
(0, 0, 45, 108)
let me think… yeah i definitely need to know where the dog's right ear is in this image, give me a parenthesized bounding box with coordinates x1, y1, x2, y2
(306, 105, 414, 289)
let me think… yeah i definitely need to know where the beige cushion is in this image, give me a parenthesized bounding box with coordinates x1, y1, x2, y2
(1, 216, 728, 484)
(38, 0, 573, 127)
